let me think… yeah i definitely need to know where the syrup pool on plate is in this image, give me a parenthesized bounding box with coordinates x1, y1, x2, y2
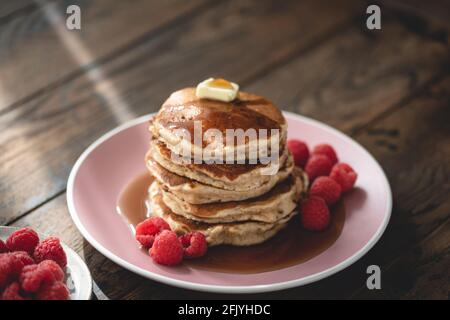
(117, 173, 346, 274)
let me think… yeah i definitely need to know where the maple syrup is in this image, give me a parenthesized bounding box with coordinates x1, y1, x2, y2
(117, 173, 345, 274)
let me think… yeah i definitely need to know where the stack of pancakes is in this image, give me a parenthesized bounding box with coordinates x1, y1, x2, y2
(146, 88, 308, 246)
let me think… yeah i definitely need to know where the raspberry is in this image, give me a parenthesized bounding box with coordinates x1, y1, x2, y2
(135, 216, 171, 248)
(9, 251, 35, 268)
(0, 251, 35, 289)
(330, 163, 357, 193)
(312, 144, 338, 165)
(287, 139, 310, 168)
(34, 236, 67, 268)
(0, 239, 8, 253)
(310, 177, 342, 205)
(305, 154, 332, 181)
(36, 281, 69, 300)
(6, 227, 39, 254)
(19, 260, 64, 293)
(1, 282, 29, 300)
(136, 235, 155, 248)
(0, 254, 14, 289)
(20, 264, 49, 292)
(180, 232, 207, 259)
(150, 230, 183, 266)
(38, 260, 64, 282)
(300, 196, 330, 231)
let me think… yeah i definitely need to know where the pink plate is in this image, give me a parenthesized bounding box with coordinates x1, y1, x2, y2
(67, 111, 392, 293)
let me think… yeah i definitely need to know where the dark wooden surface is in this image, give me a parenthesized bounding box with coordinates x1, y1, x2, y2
(1, 0, 449, 300)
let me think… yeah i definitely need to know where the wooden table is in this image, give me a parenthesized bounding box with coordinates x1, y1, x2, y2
(1, 0, 448, 300)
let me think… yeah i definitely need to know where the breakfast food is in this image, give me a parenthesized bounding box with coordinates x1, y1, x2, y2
(287, 139, 310, 168)
(0, 227, 69, 300)
(312, 144, 338, 165)
(144, 79, 308, 251)
(135, 216, 171, 248)
(132, 78, 359, 266)
(180, 232, 208, 258)
(305, 154, 333, 181)
(5, 227, 39, 255)
(34, 236, 67, 268)
(288, 140, 358, 231)
(1, 282, 26, 300)
(300, 196, 330, 231)
(146, 152, 293, 204)
(330, 163, 358, 192)
(310, 177, 342, 205)
(36, 281, 70, 300)
(150, 230, 184, 266)
(149, 86, 287, 164)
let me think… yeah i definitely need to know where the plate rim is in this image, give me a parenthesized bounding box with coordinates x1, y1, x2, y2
(66, 111, 392, 294)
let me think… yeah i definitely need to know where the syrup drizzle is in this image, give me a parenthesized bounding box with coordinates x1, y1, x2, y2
(117, 173, 345, 274)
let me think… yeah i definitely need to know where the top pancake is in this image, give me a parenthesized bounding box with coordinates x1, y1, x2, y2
(150, 88, 286, 161)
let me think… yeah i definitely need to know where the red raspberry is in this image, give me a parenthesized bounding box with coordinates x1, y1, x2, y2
(305, 154, 332, 181)
(150, 230, 183, 266)
(36, 281, 69, 300)
(180, 232, 207, 259)
(0, 239, 8, 253)
(0, 254, 14, 288)
(287, 139, 310, 168)
(20, 264, 51, 292)
(0, 251, 35, 289)
(330, 163, 357, 193)
(136, 235, 155, 248)
(135, 216, 171, 248)
(9, 251, 35, 268)
(310, 177, 342, 205)
(34, 236, 67, 268)
(1, 282, 29, 300)
(38, 260, 64, 282)
(6, 227, 39, 254)
(312, 144, 338, 165)
(18, 260, 64, 293)
(300, 196, 330, 231)
(19, 264, 64, 292)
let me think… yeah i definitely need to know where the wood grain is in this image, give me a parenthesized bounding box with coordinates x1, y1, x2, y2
(0, 0, 208, 113)
(4, 1, 450, 299)
(0, 0, 35, 19)
(246, 9, 449, 134)
(387, 0, 450, 28)
(352, 218, 450, 299)
(0, 0, 362, 224)
(348, 76, 450, 299)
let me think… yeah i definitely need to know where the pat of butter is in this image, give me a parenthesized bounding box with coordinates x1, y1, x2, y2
(196, 78, 239, 102)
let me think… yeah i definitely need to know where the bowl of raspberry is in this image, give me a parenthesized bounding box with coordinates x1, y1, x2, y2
(0, 226, 92, 300)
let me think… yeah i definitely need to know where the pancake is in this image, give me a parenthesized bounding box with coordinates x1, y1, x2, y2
(146, 150, 294, 204)
(149, 138, 288, 191)
(157, 168, 308, 223)
(150, 88, 287, 162)
(143, 82, 304, 247)
(149, 181, 296, 246)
